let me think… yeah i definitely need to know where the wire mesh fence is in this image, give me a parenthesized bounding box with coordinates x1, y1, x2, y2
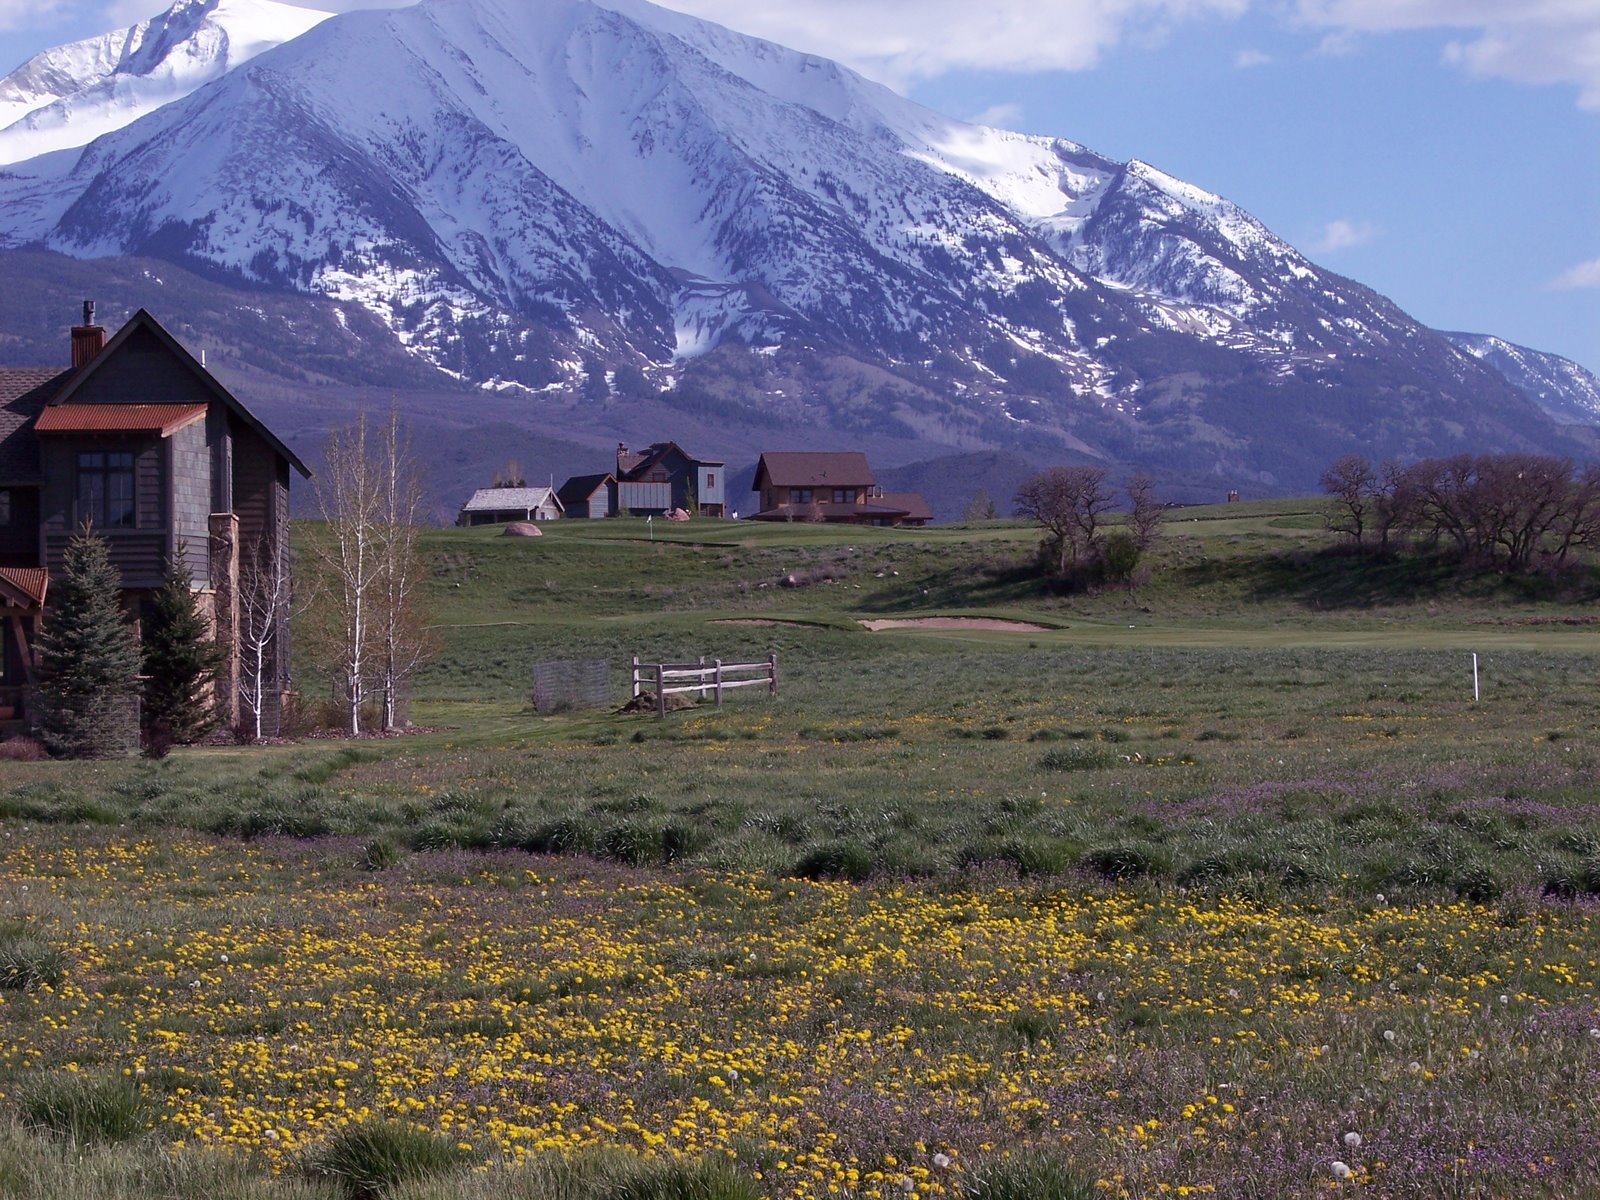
(531, 659, 612, 713)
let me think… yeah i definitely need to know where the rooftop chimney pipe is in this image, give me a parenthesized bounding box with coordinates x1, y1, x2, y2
(71, 299, 105, 369)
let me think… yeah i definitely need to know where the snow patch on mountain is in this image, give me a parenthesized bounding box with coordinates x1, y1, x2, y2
(0, 0, 332, 166)
(1445, 332, 1600, 425)
(0, 0, 1565, 473)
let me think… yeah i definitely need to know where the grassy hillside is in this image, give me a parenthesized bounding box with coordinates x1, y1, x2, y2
(4, 501, 1600, 1200)
(8, 501, 1600, 899)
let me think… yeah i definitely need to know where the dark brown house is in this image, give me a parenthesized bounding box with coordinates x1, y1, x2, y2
(0, 305, 309, 736)
(750, 452, 931, 526)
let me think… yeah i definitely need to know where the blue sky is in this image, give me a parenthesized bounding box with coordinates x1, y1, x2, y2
(0, 0, 1595, 373)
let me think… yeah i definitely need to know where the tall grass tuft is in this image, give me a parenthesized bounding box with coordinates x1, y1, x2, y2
(18, 1071, 152, 1144)
(306, 1120, 469, 1199)
(958, 1150, 1097, 1200)
(386, 1148, 759, 1200)
(1037, 746, 1115, 772)
(0, 1122, 340, 1198)
(0, 924, 65, 991)
(605, 1155, 762, 1200)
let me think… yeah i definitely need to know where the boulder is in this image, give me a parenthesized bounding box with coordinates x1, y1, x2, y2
(503, 521, 542, 537)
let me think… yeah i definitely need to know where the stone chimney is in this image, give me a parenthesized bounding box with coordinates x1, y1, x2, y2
(71, 300, 105, 368)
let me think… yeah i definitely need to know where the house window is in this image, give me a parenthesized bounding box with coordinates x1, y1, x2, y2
(77, 451, 135, 529)
(0, 489, 9, 526)
(793, 488, 813, 503)
(832, 488, 850, 504)
(705, 473, 715, 488)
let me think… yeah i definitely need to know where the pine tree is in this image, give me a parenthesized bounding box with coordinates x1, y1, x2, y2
(33, 528, 142, 759)
(141, 549, 223, 744)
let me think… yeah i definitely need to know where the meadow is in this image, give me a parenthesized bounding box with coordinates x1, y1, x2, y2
(1, 503, 1598, 1198)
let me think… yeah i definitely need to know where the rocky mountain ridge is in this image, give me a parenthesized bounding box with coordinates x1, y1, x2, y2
(0, 0, 1592, 495)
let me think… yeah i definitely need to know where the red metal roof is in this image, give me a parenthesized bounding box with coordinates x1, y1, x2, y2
(0, 566, 47, 608)
(34, 403, 208, 435)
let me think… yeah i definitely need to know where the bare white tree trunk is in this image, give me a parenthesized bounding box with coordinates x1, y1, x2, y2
(237, 534, 287, 741)
(375, 408, 431, 732)
(315, 415, 382, 737)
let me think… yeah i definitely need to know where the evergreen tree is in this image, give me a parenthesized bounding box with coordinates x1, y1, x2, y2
(142, 550, 224, 744)
(33, 528, 142, 759)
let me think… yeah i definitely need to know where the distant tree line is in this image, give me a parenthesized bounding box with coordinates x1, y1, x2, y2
(1320, 453, 1600, 573)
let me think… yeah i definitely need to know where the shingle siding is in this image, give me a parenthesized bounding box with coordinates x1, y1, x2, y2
(169, 418, 211, 584)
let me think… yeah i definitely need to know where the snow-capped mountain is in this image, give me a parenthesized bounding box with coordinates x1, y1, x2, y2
(0, 0, 1586, 487)
(1443, 333, 1600, 427)
(0, 0, 332, 166)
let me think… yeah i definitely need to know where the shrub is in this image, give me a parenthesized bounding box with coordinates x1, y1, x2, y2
(522, 817, 593, 855)
(959, 1150, 1096, 1200)
(1037, 746, 1114, 772)
(0, 737, 46, 762)
(598, 820, 666, 866)
(793, 840, 875, 882)
(0, 924, 65, 991)
(19, 1071, 151, 1144)
(1080, 843, 1170, 881)
(359, 836, 407, 871)
(1541, 860, 1600, 900)
(1453, 862, 1505, 904)
(606, 1155, 763, 1200)
(1000, 836, 1077, 878)
(306, 1120, 468, 1199)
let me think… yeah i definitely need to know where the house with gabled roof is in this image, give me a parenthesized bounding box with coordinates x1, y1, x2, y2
(456, 486, 562, 526)
(613, 442, 725, 517)
(750, 451, 931, 526)
(555, 472, 616, 519)
(0, 303, 309, 736)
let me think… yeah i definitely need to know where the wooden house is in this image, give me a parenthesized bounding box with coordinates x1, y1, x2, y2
(614, 442, 725, 517)
(750, 452, 931, 526)
(457, 486, 563, 526)
(555, 473, 616, 519)
(0, 304, 309, 736)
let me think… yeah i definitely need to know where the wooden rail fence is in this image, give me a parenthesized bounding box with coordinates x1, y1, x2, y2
(630, 653, 778, 719)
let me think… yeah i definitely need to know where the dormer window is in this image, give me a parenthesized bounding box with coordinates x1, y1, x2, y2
(77, 451, 135, 529)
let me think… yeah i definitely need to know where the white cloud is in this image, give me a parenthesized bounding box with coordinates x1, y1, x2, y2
(98, 0, 400, 24)
(9, 0, 1590, 116)
(1310, 218, 1377, 253)
(0, 0, 71, 34)
(970, 102, 1025, 128)
(1292, 0, 1600, 109)
(648, 0, 1251, 85)
(1233, 48, 1271, 67)
(1550, 258, 1600, 290)
(1310, 29, 1358, 57)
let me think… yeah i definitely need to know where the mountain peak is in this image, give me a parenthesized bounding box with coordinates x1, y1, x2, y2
(0, 0, 1586, 490)
(0, 0, 334, 166)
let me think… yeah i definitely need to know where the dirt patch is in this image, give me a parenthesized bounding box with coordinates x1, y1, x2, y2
(710, 619, 820, 628)
(859, 617, 1051, 632)
(618, 691, 698, 714)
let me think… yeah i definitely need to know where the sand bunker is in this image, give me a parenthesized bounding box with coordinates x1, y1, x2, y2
(859, 617, 1051, 632)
